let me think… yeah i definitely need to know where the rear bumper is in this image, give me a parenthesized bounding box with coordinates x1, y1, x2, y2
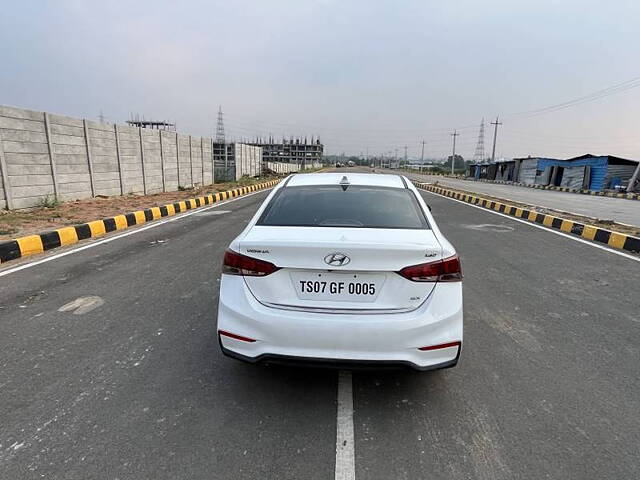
(216, 275, 463, 370)
(220, 343, 460, 371)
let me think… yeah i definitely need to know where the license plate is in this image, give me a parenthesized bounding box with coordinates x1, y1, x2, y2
(290, 271, 385, 303)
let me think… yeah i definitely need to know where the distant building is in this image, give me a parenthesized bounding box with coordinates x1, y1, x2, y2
(468, 154, 639, 191)
(212, 137, 324, 182)
(247, 137, 323, 168)
(212, 143, 262, 181)
(540, 154, 638, 190)
(467, 162, 500, 181)
(407, 163, 438, 171)
(126, 117, 175, 130)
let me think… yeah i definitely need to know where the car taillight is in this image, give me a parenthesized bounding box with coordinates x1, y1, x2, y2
(397, 255, 462, 282)
(222, 249, 280, 276)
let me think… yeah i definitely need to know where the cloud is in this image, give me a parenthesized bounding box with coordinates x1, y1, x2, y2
(1, 0, 639, 158)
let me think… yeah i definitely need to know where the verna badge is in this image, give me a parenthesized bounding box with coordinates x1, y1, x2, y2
(324, 253, 350, 267)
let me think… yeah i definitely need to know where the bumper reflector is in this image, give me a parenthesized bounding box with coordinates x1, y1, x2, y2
(418, 341, 461, 351)
(218, 330, 256, 343)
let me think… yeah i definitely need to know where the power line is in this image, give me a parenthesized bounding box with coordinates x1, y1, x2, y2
(224, 121, 475, 147)
(219, 72, 640, 158)
(499, 130, 640, 148)
(502, 127, 639, 142)
(225, 117, 476, 150)
(224, 112, 480, 135)
(510, 75, 640, 118)
(224, 74, 639, 137)
(222, 115, 481, 152)
(203, 74, 640, 159)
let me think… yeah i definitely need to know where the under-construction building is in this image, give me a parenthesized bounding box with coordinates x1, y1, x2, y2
(212, 107, 323, 180)
(248, 137, 323, 167)
(213, 137, 324, 181)
(126, 114, 176, 131)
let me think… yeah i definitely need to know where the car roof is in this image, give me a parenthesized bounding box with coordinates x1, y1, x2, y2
(286, 172, 406, 188)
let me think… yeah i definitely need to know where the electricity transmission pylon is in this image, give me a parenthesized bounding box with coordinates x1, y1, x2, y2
(215, 106, 225, 143)
(472, 118, 485, 163)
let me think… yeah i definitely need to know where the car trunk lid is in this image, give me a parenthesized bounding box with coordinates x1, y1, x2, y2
(239, 226, 442, 311)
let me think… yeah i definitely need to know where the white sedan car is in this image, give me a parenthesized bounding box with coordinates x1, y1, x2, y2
(217, 172, 463, 371)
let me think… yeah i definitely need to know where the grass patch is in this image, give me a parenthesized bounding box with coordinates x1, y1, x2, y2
(37, 195, 61, 209)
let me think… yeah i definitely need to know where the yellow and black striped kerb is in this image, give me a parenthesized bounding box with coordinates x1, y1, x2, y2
(0, 179, 281, 264)
(414, 182, 640, 254)
(455, 177, 639, 200)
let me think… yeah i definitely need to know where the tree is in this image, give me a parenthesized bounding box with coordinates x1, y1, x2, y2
(444, 154, 465, 171)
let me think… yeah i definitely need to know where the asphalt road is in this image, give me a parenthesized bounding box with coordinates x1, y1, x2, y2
(1, 181, 639, 479)
(405, 171, 640, 227)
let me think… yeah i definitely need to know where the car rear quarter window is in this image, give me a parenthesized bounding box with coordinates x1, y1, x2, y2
(257, 185, 429, 229)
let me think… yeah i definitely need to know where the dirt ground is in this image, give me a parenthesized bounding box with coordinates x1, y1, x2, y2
(0, 176, 281, 241)
(429, 181, 640, 237)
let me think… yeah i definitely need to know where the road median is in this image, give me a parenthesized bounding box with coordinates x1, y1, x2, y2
(0, 179, 280, 264)
(415, 182, 640, 254)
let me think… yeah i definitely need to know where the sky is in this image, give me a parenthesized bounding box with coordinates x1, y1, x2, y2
(1, 0, 640, 160)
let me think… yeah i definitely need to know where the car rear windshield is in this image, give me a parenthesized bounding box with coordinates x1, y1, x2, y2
(257, 185, 429, 229)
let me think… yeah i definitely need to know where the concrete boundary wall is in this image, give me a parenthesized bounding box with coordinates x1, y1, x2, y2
(0, 179, 281, 263)
(265, 161, 321, 174)
(235, 144, 262, 180)
(0, 105, 215, 210)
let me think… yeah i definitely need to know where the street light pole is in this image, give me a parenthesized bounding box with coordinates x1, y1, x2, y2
(450, 130, 459, 175)
(490, 116, 502, 163)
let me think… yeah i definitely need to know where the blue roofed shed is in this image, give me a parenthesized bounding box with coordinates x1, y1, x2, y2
(527, 154, 638, 191)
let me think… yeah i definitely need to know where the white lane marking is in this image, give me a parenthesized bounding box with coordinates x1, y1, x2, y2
(0, 190, 271, 278)
(193, 210, 231, 216)
(464, 224, 515, 232)
(422, 190, 640, 263)
(335, 370, 355, 480)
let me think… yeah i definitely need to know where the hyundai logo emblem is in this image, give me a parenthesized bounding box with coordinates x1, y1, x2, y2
(324, 253, 350, 267)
